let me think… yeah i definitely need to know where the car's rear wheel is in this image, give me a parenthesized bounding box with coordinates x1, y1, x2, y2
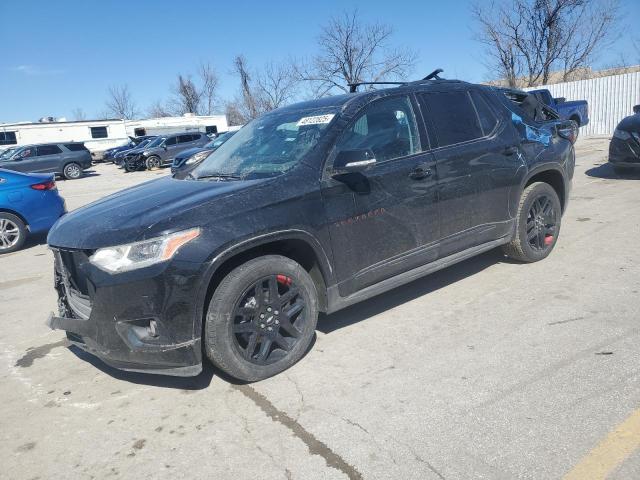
(0, 213, 27, 254)
(146, 156, 161, 170)
(63, 162, 82, 180)
(204, 255, 318, 382)
(502, 182, 562, 263)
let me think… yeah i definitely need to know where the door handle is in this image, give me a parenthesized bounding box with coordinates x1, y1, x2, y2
(503, 145, 519, 155)
(409, 166, 432, 180)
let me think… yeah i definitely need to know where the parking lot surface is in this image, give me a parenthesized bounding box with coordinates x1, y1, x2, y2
(2, 138, 640, 480)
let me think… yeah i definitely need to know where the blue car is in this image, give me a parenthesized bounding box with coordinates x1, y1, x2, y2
(0, 168, 66, 253)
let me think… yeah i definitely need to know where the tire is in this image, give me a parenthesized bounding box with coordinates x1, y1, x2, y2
(502, 182, 562, 263)
(124, 159, 137, 173)
(63, 162, 82, 180)
(0, 213, 27, 254)
(204, 255, 318, 382)
(145, 156, 161, 170)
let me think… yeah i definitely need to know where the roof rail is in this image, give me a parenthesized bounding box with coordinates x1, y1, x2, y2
(347, 69, 445, 93)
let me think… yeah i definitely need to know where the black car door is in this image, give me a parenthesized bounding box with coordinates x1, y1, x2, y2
(321, 95, 439, 297)
(417, 88, 523, 257)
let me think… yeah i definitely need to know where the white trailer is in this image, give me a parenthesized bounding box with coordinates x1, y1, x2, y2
(125, 114, 229, 138)
(0, 114, 230, 160)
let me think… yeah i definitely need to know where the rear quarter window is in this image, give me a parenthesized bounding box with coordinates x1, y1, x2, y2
(64, 143, 88, 151)
(470, 91, 499, 136)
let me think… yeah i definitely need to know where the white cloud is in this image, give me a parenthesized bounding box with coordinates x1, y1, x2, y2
(9, 65, 64, 75)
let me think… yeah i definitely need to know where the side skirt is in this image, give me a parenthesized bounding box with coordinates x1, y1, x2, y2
(325, 236, 510, 314)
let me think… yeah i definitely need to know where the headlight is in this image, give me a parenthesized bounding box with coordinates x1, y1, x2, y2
(185, 150, 211, 165)
(89, 228, 200, 273)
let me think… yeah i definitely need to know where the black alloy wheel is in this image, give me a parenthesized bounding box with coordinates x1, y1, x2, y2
(231, 274, 307, 365)
(204, 255, 318, 382)
(502, 181, 562, 262)
(526, 194, 558, 253)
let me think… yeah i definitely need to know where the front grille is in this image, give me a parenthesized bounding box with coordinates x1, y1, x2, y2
(53, 248, 94, 320)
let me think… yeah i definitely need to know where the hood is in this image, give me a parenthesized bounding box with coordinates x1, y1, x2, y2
(47, 175, 265, 249)
(175, 147, 206, 161)
(618, 113, 640, 132)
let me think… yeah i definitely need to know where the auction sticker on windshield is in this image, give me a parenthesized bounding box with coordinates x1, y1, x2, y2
(297, 114, 335, 126)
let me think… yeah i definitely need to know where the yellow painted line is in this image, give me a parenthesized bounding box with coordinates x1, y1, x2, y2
(564, 408, 640, 480)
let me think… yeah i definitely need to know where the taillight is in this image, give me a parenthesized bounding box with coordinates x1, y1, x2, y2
(30, 180, 56, 191)
(558, 124, 578, 144)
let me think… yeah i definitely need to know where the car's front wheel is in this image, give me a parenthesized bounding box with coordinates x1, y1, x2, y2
(63, 162, 82, 180)
(204, 255, 318, 382)
(0, 213, 27, 254)
(502, 182, 562, 262)
(145, 156, 161, 170)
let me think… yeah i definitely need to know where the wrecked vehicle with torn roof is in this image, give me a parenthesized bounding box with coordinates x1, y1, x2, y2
(46, 71, 576, 382)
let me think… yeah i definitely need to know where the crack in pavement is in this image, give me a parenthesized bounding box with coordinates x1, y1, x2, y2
(234, 384, 363, 480)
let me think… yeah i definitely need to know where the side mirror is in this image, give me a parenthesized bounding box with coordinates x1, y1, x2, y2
(163, 145, 168, 150)
(332, 149, 376, 175)
(554, 97, 566, 104)
(634, 105, 640, 114)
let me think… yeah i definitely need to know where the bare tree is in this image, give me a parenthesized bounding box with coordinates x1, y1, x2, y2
(71, 108, 86, 121)
(105, 84, 139, 119)
(473, 0, 619, 87)
(169, 75, 201, 115)
(298, 9, 416, 96)
(199, 62, 220, 115)
(234, 55, 260, 120)
(256, 61, 299, 111)
(147, 100, 172, 118)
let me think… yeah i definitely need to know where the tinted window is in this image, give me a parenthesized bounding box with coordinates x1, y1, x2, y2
(177, 135, 193, 143)
(206, 125, 218, 135)
(419, 91, 483, 147)
(36, 145, 62, 156)
(90, 126, 108, 139)
(64, 143, 88, 151)
(337, 96, 420, 162)
(165, 136, 177, 146)
(470, 91, 499, 136)
(0, 131, 17, 145)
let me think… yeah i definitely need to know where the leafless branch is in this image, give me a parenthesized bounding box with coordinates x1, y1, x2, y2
(105, 84, 139, 119)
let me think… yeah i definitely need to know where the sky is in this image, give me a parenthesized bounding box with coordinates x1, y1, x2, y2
(1, 0, 638, 123)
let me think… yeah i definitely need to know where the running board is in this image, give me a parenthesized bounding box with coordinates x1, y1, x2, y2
(326, 237, 509, 314)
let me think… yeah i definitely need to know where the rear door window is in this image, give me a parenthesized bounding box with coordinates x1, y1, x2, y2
(418, 91, 483, 147)
(337, 95, 421, 163)
(36, 145, 63, 156)
(177, 135, 193, 143)
(165, 136, 178, 146)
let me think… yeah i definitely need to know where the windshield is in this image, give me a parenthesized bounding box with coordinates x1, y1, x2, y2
(135, 139, 151, 149)
(0, 147, 16, 160)
(146, 137, 166, 148)
(191, 109, 337, 180)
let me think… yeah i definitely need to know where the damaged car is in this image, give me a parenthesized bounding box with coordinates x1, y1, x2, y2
(609, 105, 640, 173)
(46, 72, 576, 381)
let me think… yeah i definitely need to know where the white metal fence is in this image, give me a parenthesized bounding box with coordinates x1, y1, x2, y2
(525, 71, 640, 136)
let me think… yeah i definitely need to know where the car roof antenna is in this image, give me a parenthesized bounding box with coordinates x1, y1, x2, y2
(423, 69, 444, 81)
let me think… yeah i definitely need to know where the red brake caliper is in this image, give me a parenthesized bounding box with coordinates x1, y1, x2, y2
(544, 235, 554, 246)
(276, 274, 292, 286)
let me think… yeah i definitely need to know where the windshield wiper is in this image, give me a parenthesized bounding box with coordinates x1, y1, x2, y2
(189, 172, 244, 181)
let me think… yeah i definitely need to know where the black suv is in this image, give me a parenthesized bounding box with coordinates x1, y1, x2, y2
(47, 75, 576, 381)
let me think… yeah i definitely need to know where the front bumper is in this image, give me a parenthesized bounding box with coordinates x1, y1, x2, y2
(47, 247, 204, 376)
(609, 136, 640, 166)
